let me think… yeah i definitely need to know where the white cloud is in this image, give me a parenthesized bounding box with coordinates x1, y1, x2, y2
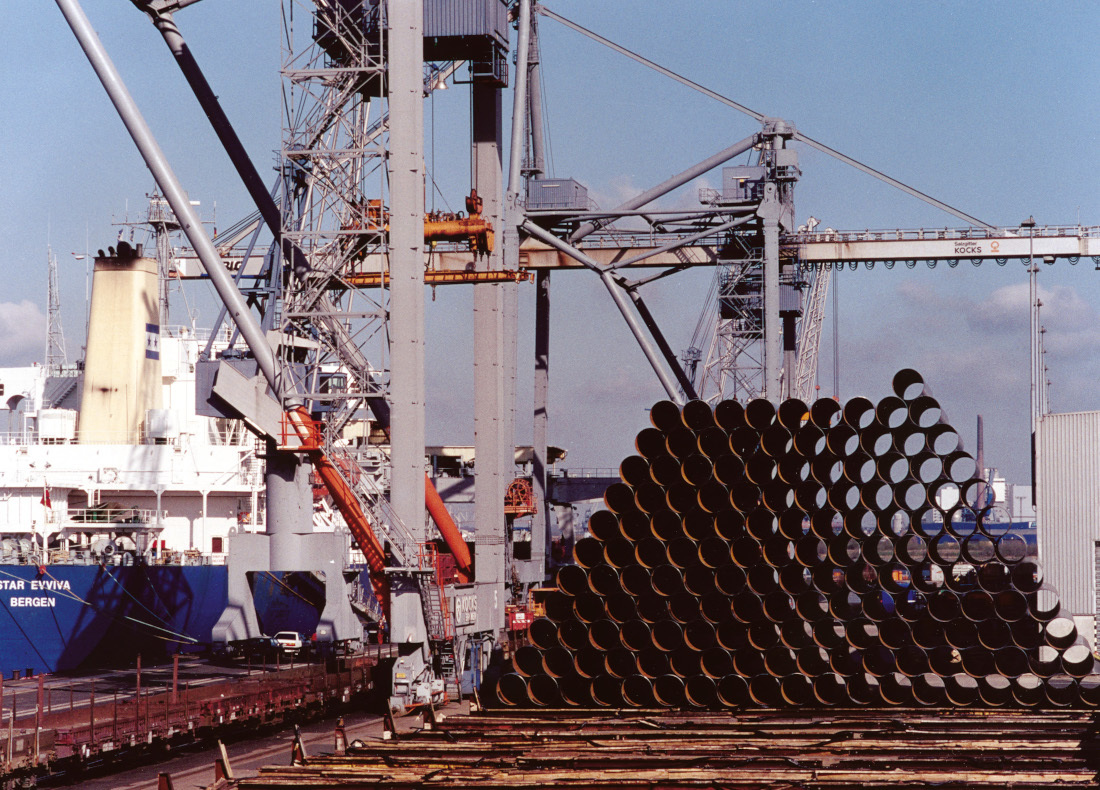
(0, 302, 45, 365)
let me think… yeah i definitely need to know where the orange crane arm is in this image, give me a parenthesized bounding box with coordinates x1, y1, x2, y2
(425, 472, 472, 583)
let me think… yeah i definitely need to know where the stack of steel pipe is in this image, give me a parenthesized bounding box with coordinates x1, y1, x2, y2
(498, 369, 1099, 708)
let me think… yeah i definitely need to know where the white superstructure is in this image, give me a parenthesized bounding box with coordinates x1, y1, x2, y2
(0, 322, 264, 565)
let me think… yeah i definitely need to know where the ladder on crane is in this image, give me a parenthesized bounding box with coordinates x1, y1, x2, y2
(793, 265, 829, 402)
(417, 543, 460, 699)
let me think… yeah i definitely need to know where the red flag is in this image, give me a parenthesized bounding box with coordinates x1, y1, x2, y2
(40, 484, 51, 509)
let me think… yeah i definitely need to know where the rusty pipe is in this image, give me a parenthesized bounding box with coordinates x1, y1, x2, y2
(638, 648, 671, 679)
(682, 399, 717, 431)
(651, 619, 684, 652)
(605, 593, 638, 623)
(573, 647, 605, 679)
(586, 510, 620, 542)
(555, 564, 589, 597)
(749, 674, 781, 706)
(670, 648, 702, 677)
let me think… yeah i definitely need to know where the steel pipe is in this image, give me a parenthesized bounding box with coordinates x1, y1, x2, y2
(650, 400, 685, 432)
(682, 399, 717, 432)
(714, 399, 746, 432)
(620, 619, 652, 651)
(977, 674, 1012, 706)
(809, 397, 842, 429)
(603, 538, 636, 570)
(684, 566, 718, 596)
(573, 647, 605, 679)
(944, 673, 978, 706)
(635, 427, 671, 460)
(651, 564, 685, 597)
(748, 621, 781, 650)
(958, 647, 995, 678)
(560, 673, 594, 706)
(529, 618, 560, 650)
(573, 592, 608, 624)
(697, 426, 730, 459)
(620, 564, 653, 596)
(497, 673, 528, 706)
(684, 619, 718, 651)
(669, 592, 702, 623)
(653, 674, 685, 707)
(513, 645, 544, 677)
(618, 455, 652, 488)
(813, 674, 849, 705)
(795, 645, 830, 675)
(638, 649, 671, 679)
(541, 647, 573, 679)
(648, 454, 682, 487)
(573, 537, 606, 570)
(745, 399, 777, 431)
(622, 674, 655, 706)
(779, 564, 813, 595)
(604, 648, 638, 679)
(636, 592, 670, 623)
(780, 673, 815, 705)
(1012, 674, 1045, 706)
(650, 511, 683, 541)
(748, 674, 781, 706)
(715, 564, 747, 596)
(717, 621, 750, 651)
(670, 649, 702, 677)
(994, 646, 1030, 678)
(606, 593, 638, 623)
(603, 482, 639, 516)
(896, 646, 930, 677)
(701, 647, 734, 679)
(733, 649, 766, 678)
(557, 619, 590, 651)
(587, 509, 621, 542)
(912, 673, 947, 706)
(686, 674, 719, 707)
(588, 619, 621, 651)
(591, 676, 624, 707)
(717, 674, 750, 706)
(541, 594, 576, 624)
(892, 368, 928, 401)
(651, 620, 684, 652)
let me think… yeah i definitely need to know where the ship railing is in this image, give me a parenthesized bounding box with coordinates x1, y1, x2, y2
(62, 507, 159, 526)
(0, 424, 257, 449)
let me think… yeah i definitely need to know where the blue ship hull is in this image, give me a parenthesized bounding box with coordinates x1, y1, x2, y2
(0, 564, 229, 676)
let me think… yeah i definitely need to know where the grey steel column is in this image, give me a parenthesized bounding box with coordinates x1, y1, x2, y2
(388, 0, 427, 541)
(472, 78, 507, 629)
(759, 183, 782, 401)
(531, 270, 550, 575)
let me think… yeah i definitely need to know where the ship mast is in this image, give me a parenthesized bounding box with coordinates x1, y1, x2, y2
(45, 245, 67, 374)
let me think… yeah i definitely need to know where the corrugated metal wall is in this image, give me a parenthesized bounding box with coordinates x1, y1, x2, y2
(1035, 411, 1100, 615)
(424, 0, 508, 45)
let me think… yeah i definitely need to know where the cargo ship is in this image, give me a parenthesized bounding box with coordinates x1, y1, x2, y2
(0, 220, 366, 676)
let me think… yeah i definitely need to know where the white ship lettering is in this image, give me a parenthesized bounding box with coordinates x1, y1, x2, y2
(0, 581, 26, 590)
(30, 580, 71, 591)
(10, 597, 57, 608)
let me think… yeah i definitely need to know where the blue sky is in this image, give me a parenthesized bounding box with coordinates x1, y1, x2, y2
(2, 2, 1097, 483)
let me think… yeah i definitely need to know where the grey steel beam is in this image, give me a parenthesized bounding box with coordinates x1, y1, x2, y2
(522, 220, 684, 404)
(759, 183, 782, 401)
(388, 0, 427, 542)
(620, 283, 698, 400)
(526, 13, 547, 178)
(569, 134, 760, 243)
(55, 0, 281, 398)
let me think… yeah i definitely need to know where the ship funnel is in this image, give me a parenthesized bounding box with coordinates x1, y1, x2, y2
(78, 252, 162, 443)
